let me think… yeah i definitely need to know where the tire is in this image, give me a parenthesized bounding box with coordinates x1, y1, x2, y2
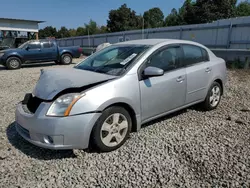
(6, 57, 21, 70)
(60, 53, 72, 65)
(91, 106, 132, 152)
(201, 82, 222, 111)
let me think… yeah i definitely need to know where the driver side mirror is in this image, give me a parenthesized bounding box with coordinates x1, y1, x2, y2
(25, 46, 30, 50)
(142, 66, 164, 78)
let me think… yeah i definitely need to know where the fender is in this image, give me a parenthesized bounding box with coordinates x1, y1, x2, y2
(5, 52, 24, 63)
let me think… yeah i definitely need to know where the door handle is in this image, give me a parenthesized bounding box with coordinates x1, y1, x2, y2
(205, 67, 212, 73)
(176, 76, 185, 83)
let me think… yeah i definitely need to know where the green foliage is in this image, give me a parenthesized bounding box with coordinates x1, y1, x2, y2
(236, 1, 250, 17)
(194, 0, 237, 23)
(38, 26, 57, 38)
(165, 9, 181, 26)
(143, 8, 164, 28)
(107, 4, 141, 32)
(57, 26, 70, 38)
(76, 27, 85, 36)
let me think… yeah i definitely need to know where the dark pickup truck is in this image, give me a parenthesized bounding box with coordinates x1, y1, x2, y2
(0, 39, 82, 69)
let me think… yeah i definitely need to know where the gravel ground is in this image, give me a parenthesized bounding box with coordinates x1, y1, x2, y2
(0, 61, 249, 188)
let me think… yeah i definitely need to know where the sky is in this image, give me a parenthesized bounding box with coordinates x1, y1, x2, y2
(0, 0, 245, 30)
(0, 0, 185, 29)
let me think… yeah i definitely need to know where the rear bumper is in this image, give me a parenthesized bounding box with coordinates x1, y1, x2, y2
(15, 102, 101, 150)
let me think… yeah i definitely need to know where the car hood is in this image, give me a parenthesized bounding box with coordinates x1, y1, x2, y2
(33, 68, 117, 100)
(0, 48, 22, 53)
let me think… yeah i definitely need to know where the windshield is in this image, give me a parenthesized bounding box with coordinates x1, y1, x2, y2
(18, 41, 30, 49)
(75, 45, 150, 76)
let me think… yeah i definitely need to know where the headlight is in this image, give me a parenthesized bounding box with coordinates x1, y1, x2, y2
(46, 93, 85, 117)
(0, 53, 4, 57)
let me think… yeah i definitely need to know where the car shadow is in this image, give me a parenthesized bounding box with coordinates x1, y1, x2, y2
(0, 65, 6, 70)
(6, 122, 77, 160)
(0, 62, 78, 70)
(141, 108, 188, 129)
(21, 62, 57, 69)
(140, 103, 205, 129)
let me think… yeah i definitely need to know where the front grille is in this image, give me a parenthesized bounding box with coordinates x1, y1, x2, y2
(27, 96, 43, 113)
(22, 93, 44, 114)
(16, 123, 30, 139)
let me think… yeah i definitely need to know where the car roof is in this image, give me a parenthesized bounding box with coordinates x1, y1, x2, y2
(116, 39, 205, 47)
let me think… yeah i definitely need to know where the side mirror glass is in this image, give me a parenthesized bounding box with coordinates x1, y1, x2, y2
(143, 66, 164, 78)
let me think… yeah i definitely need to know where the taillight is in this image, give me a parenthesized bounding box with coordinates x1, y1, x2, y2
(78, 48, 83, 53)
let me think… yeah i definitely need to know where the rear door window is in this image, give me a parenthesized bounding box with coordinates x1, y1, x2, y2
(42, 41, 54, 48)
(29, 42, 41, 49)
(182, 44, 204, 66)
(201, 48, 209, 61)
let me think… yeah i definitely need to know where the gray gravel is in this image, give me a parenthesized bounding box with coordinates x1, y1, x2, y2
(0, 61, 249, 188)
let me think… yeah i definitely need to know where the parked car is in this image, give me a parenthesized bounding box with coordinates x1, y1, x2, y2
(0, 39, 82, 69)
(94, 42, 111, 53)
(15, 39, 227, 152)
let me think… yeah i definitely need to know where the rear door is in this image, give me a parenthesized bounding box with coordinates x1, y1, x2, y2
(182, 44, 211, 104)
(139, 45, 187, 121)
(41, 41, 57, 61)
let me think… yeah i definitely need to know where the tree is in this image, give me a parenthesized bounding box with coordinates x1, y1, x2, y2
(57, 26, 70, 38)
(180, 0, 197, 24)
(143, 8, 164, 28)
(38, 26, 57, 39)
(75, 27, 85, 36)
(194, 0, 237, 23)
(84, 20, 101, 35)
(165, 8, 181, 26)
(107, 4, 141, 32)
(68, 29, 76, 37)
(99, 26, 108, 33)
(236, 1, 250, 17)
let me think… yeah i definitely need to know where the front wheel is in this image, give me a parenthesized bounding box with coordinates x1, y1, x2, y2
(60, 53, 72, 65)
(201, 82, 222, 111)
(6, 57, 22, 70)
(91, 106, 132, 152)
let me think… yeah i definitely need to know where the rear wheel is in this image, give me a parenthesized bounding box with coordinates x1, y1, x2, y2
(201, 82, 222, 111)
(6, 57, 21, 70)
(60, 53, 72, 65)
(91, 106, 132, 152)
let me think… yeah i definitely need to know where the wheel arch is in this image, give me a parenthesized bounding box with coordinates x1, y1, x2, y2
(103, 102, 138, 133)
(6, 54, 24, 63)
(60, 51, 73, 57)
(214, 78, 223, 95)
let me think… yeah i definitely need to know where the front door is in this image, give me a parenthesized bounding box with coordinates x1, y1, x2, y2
(139, 45, 187, 122)
(23, 41, 46, 62)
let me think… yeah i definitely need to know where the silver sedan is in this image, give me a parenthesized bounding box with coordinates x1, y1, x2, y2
(15, 39, 227, 152)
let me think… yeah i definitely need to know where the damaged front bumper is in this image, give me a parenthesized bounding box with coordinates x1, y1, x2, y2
(15, 100, 101, 150)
